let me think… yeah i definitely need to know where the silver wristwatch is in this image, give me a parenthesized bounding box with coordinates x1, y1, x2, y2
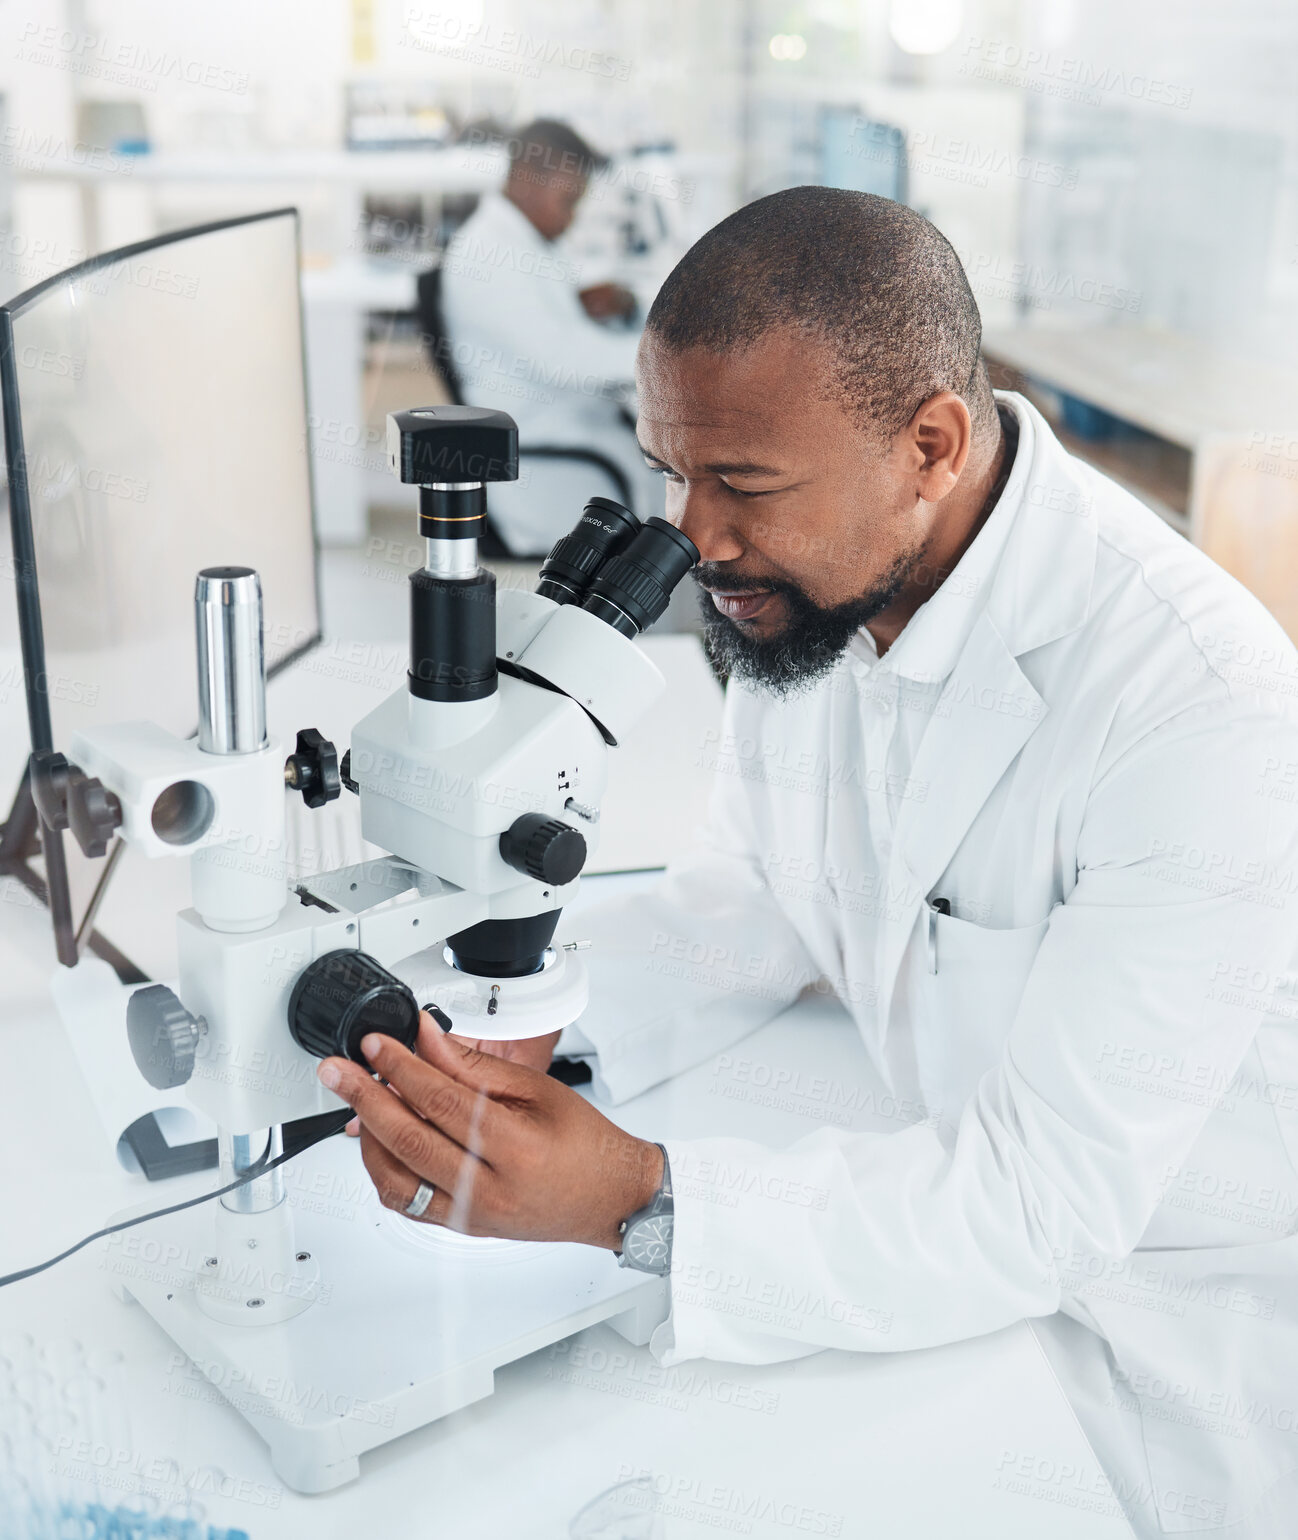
(616, 1143, 673, 1276)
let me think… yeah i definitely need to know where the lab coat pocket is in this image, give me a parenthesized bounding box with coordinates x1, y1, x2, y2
(916, 908, 1050, 1127)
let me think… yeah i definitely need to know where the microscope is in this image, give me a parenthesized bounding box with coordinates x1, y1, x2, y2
(30, 406, 697, 1489)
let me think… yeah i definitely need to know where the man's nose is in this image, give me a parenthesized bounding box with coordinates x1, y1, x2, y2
(664, 484, 746, 565)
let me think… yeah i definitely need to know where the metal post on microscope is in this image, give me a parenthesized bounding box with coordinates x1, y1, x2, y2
(191, 567, 315, 1323)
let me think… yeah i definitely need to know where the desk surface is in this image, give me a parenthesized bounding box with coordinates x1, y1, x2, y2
(0, 876, 1134, 1539)
(983, 323, 1298, 444)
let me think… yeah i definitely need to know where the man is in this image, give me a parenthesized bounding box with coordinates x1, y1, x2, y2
(439, 119, 660, 553)
(324, 188, 1298, 1538)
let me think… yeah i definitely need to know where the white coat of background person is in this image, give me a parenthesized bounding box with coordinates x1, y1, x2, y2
(320, 190, 1298, 1540)
(438, 119, 663, 554)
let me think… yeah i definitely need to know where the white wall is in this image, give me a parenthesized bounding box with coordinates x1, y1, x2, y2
(0, 0, 1288, 362)
(1009, 0, 1298, 365)
(0, 0, 745, 285)
(732, 0, 1296, 366)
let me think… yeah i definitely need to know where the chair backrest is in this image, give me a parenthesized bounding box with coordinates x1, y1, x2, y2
(416, 263, 516, 557)
(415, 265, 464, 406)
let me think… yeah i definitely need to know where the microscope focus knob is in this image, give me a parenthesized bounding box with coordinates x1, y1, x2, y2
(126, 985, 202, 1090)
(288, 950, 421, 1065)
(499, 814, 587, 887)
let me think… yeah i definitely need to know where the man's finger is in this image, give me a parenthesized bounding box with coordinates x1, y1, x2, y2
(416, 1016, 545, 1100)
(318, 1052, 484, 1176)
(357, 1032, 500, 1150)
(358, 1125, 480, 1232)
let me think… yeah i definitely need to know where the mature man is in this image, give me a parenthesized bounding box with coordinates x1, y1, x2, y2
(325, 188, 1298, 1538)
(439, 118, 659, 553)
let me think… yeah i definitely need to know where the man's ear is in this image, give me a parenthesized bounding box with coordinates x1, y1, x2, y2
(906, 391, 974, 502)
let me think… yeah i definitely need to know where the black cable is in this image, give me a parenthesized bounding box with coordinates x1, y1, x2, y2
(0, 1108, 355, 1289)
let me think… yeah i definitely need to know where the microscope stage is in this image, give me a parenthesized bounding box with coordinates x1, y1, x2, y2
(108, 1130, 668, 1493)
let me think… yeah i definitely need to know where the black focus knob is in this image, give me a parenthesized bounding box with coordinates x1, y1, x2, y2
(499, 814, 587, 886)
(126, 984, 202, 1089)
(288, 950, 420, 1064)
(284, 728, 341, 809)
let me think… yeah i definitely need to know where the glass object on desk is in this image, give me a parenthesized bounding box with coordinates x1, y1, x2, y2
(0, 208, 320, 970)
(571, 1476, 748, 1538)
(571, 1477, 667, 1539)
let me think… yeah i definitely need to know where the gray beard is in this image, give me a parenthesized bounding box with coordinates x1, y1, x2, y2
(695, 543, 922, 698)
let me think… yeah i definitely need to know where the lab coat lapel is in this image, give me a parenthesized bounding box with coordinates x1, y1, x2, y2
(854, 394, 1094, 1068)
(873, 613, 1048, 1042)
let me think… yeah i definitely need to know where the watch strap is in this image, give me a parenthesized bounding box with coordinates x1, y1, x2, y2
(656, 1143, 672, 1202)
(616, 1143, 673, 1273)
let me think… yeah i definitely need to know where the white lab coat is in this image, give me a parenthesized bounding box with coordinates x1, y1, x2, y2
(439, 192, 663, 553)
(563, 393, 1298, 1537)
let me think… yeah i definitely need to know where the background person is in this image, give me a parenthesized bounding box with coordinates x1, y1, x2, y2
(439, 118, 661, 554)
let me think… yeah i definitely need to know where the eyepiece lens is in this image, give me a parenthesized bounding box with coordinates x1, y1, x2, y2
(581, 516, 700, 637)
(537, 497, 641, 606)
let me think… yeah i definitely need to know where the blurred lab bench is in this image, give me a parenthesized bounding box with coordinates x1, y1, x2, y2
(985, 324, 1298, 640)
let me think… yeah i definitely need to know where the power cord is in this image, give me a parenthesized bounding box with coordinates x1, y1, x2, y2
(0, 1107, 355, 1289)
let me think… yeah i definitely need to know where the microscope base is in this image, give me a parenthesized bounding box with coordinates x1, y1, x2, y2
(108, 1135, 670, 1493)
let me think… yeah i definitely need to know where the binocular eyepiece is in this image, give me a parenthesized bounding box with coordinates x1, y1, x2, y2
(537, 497, 699, 637)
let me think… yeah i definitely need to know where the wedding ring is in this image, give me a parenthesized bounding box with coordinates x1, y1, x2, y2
(404, 1181, 435, 1218)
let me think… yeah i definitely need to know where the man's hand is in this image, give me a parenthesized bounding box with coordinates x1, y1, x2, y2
(343, 1027, 561, 1135)
(319, 1015, 663, 1249)
(579, 281, 637, 322)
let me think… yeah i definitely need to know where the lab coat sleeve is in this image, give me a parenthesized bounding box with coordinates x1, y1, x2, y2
(556, 693, 820, 1105)
(653, 695, 1298, 1365)
(443, 228, 639, 396)
(517, 273, 640, 393)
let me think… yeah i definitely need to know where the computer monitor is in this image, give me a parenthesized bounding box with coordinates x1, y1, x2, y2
(0, 209, 320, 975)
(819, 106, 908, 204)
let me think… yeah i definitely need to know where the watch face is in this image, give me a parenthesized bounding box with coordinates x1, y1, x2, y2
(625, 1213, 673, 1272)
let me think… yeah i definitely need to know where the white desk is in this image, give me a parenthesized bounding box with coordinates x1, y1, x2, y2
(0, 873, 1134, 1538)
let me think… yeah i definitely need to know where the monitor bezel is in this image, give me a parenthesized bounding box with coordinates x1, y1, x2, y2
(0, 206, 323, 976)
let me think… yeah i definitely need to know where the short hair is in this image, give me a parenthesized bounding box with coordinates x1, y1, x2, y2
(645, 186, 997, 441)
(506, 119, 603, 182)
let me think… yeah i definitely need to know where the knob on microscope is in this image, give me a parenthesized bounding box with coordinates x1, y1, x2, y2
(499, 812, 587, 886)
(284, 727, 341, 809)
(288, 950, 421, 1065)
(126, 985, 203, 1089)
(29, 748, 123, 858)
